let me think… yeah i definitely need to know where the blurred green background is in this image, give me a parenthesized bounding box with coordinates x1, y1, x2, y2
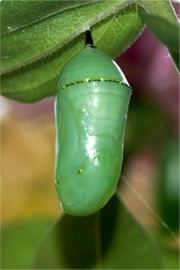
(0, 1, 179, 269)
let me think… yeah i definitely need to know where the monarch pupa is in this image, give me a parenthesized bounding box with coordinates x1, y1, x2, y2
(54, 30, 131, 216)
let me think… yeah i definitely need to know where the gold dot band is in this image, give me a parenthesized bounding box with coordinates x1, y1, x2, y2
(60, 78, 131, 90)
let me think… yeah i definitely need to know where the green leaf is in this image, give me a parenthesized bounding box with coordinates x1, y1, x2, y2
(1, 1, 144, 102)
(2, 0, 122, 74)
(141, 13, 179, 71)
(32, 195, 164, 269)
(138, 0, 178, 23)
(168, 49, 179, 71)
(1, 1, 97, 36)
(137, 0, 179, 70)
(142, 13, 179, 51)
(0, 0, 178, 102)
(1, 218, 53, 269)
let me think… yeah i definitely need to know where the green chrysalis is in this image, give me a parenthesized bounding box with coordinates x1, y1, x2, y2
(54, 30, 131, 216)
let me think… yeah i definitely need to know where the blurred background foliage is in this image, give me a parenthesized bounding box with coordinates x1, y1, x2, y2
(0, 0, 179, 269)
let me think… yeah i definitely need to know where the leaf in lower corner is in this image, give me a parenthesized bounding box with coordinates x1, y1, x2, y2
(1, 218, 53, 269)
(32, 195, 164, 269)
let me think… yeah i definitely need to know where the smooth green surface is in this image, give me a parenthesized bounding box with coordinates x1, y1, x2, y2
(1, 218, 53, 269)
(55, 46, 131, 216)
(0, 0, 178, 102)
(58, 46, 126, 87)
(32, 195, 164, 269)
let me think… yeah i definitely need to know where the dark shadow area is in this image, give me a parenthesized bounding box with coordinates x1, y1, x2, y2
(58, 195, 119, 269)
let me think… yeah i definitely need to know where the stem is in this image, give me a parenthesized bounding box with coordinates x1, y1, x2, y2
(85, 30, 95, 48)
